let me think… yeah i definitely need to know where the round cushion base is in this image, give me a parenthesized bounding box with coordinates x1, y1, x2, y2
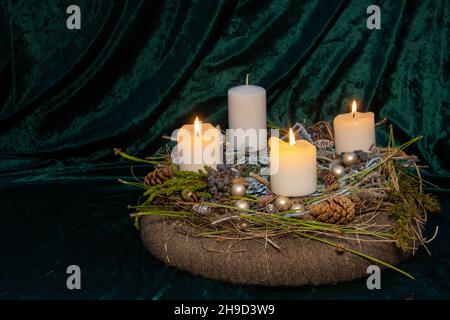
(140, 216, 407, 286)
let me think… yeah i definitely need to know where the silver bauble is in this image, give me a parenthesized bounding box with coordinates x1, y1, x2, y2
(290, 202, 305, 212)
(266, 203, 277, 214)
(230, 183, 247, 197)
(234, 199, 250, 210)
(192, 204, 211, 214)
(342, 152, 358, 166)
(330, 164, 345, 178)
(181, 189, 194, 201)
(274, 196, 291, 211)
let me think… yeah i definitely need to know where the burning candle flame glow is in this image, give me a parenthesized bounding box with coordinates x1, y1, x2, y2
(194, 117, 200, 137)
(351, 100, 357, 118)
(289, 128, 295, 145)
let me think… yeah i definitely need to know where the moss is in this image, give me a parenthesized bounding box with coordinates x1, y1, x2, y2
(142, 169, 210, 202)
(389, 168, 439, 252)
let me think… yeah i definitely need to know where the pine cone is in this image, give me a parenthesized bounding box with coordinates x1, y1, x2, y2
(144, 166, 173, 186)
(306, 196, 356, 224)
(246, 177, 270, 196)
(319, 171, 339, 190)
(309, 122, 333, 141)
(314, 139, 334, 149)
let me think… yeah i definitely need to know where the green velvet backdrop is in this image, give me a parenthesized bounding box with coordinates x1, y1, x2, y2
(1, 0, 449, 182)
(0, 0, 449, 299)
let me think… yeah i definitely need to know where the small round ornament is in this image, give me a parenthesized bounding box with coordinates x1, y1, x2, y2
(230, 183, 247, 197)
(192, 204, 211, 214)
(234, 199, 250, 210)
(239, 222, 248, 230)
(342, 152, 358, 166)
(274, 196, 291, 211)
(290, 202, 305, 212)
(330, 164, 345, 178)
(265, 203, 277, 214)
(181, 189, 194, 201)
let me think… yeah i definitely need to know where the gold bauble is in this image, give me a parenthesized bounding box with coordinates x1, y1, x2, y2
(230, 183, 247, 197)
(234, 199, 250, 210)
(274, 196, 291, 211)
(330, 164, 345, 178)
(290, 202, 305, 212)
(342, 152, 358, 166)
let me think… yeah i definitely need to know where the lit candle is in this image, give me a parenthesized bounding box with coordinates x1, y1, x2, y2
(333, 100, 376, 154)
(176, 117, 222, 172)
(269, 129, 317, 197)
(227, 74, 267, 151)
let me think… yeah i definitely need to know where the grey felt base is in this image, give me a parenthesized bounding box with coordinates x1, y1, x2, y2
(140, 215, 407, 286)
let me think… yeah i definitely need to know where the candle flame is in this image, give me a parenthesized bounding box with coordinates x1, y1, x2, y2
(289, 128, 295, 145)
(351, 100, 357, 118)
(194, 117, 200, 136)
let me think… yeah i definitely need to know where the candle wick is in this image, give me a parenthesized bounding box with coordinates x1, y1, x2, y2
(246, 73, 249, 86)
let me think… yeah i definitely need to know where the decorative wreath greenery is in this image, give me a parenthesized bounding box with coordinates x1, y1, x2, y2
(116, 121, 439, 279)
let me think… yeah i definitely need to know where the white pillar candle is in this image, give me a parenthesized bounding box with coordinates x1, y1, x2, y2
(269, 129, 317, 197)
(333, 100, 376, 154)
(227, 75, 267, 151)
(176, 117, 222, 172)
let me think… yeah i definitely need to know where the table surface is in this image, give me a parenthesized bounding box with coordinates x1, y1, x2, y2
(1, 180, 449, 300)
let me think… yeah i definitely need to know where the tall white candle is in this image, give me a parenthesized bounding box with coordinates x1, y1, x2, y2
(176, 117, 222, 172)
(227, 75, 267, 151)
(269, 129, 317, 197)
(333, 100, 376, 154)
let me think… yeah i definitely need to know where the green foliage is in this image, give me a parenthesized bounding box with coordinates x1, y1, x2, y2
(143, 169, 210, 202)
(113, 148, 168, 165)
(390, 192, 419, 252)
(389, 169, 439, 251)
(116, 129, 440, 280)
